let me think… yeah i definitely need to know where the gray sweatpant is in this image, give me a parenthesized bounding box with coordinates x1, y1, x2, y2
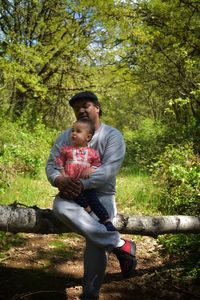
(53, 194, 121, 299)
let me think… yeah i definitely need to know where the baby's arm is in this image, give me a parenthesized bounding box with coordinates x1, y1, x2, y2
(80, 167, 95, 179)
(80, 149, 101, 179)
(60, 169, 68, 177)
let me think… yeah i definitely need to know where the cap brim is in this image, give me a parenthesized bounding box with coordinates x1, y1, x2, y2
(69, 92, 98, 107)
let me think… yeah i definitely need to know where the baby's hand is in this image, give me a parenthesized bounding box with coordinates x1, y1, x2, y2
(80, 167, 94, 179)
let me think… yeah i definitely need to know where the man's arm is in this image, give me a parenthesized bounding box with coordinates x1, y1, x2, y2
(45, 130, 82, 198)
(45, 131, 69, 186)
(80, 128, 125, 190)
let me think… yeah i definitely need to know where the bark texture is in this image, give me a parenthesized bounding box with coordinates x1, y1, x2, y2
(0, 204, 199, 237)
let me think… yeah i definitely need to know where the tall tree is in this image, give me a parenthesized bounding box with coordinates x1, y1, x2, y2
(123, 0, 200, 125)
(0, 0, 122, 127)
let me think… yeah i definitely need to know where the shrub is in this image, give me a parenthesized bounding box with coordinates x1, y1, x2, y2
(152, 143, 200, 279)
(0, 118, 56, 192)
(124, 118, 166, 169)
(152, 143, 200, 215)
(158, 233, 200, 280)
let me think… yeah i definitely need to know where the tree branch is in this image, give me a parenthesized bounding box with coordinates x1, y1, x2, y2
(0, 205, 199, 237)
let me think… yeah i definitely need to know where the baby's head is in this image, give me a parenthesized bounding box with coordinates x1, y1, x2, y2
(71, 119, 95, 147)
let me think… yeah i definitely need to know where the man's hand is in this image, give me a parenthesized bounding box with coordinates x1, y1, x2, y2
(54, 175, 82, 199)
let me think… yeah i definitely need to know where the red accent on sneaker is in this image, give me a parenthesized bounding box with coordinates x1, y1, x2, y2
(113, 239, 137, 277)
(120, 240, 131, 254)
(119, 239, 136, 256)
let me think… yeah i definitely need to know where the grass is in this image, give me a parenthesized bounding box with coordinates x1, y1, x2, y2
(0, 165, 161, 215)
(0, 168, 56, 208)
(0, 169, 57, 255)
(47, 238, 75, 259)
(116, 167, 161, 216)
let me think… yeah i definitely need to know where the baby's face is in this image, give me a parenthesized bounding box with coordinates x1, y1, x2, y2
(71, 122, 91, 147)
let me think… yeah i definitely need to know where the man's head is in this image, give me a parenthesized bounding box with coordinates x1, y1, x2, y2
(69, 91, 102, 116)
(69, 91, 102, 130)
(69, 91, 102, 119)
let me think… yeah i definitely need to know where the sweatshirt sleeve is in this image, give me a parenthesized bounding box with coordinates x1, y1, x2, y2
(45, 130, 71, 186)
(80, 127, 125, 190)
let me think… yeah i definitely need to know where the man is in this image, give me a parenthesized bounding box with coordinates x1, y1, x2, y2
(46, 91, 137, 299)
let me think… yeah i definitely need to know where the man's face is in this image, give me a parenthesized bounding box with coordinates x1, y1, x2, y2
(72, 100, 100, 124)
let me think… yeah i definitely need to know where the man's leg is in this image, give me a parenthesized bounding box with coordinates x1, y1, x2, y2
(53, 196, 121, 251)
(81, 240, 108, 299)
(53, 196, 120, 299)
(53, 195, 137, 298)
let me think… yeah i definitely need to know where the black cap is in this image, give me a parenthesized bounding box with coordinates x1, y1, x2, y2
(69, 91, 98, 107)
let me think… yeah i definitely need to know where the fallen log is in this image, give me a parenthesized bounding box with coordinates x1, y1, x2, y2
(0, 204, 199, 237)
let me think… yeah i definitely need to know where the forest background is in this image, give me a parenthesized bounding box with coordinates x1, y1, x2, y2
(0, 0, 199, 285)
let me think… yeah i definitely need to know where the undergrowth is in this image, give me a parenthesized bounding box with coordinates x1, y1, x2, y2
(0, 119, 199, 281)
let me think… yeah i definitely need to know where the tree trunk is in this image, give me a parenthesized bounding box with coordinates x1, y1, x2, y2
(0, 204, 199, 237)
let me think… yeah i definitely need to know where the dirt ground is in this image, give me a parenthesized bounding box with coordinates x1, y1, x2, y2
(0, 233, 199, 300)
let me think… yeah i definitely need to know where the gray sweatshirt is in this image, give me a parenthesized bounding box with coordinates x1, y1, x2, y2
(45, 123, 125, 195)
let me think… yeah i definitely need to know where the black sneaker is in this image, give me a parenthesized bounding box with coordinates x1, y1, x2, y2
(113, 240, 137, 278)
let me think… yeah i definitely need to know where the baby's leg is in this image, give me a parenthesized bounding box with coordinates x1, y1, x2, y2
(84, 189, 117, 231)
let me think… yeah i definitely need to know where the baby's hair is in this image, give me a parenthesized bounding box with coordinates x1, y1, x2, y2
(75, 119, 95, 136)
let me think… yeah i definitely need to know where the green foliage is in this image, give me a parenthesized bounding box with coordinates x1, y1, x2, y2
(0, 117, 56, 192)
(106, 0, 200, 130)
(159, 234, 200, 257)
(0, 0, 125, 127)
(152, 143, 200, 279)
(152, 143, 200, 215)
(0, 232, 12, 253)
(0, 0, 199, 133)
(158, 234, 200, 280)
(0, 0, 199, 281)
(124, 118, 166, 168)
